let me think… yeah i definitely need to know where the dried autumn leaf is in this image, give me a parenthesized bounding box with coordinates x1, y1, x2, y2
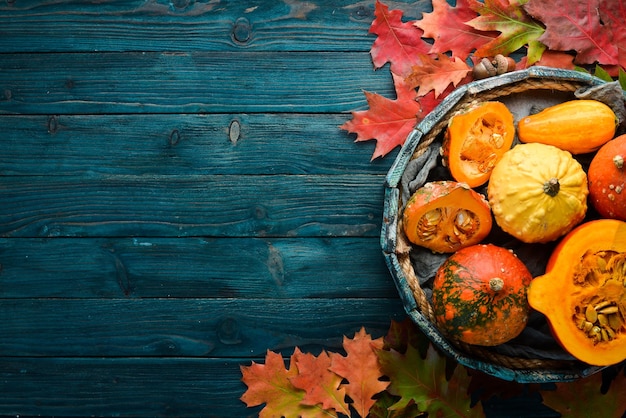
(340, 73, 421, 159)
(541, 371, 626, 418)
(383, 318, 429, 358)
(415, 0, 496, 60)
(598, 0, 626, 70)
(329, 327, 389, 418)
(524, 0, 618, 66)
(290, 349, 350, 416)
(240, 350, 329, 418)
(405, 53, 472, 97)
(376, 343, 485, 417)
(468, 0, 545, 64)
(369, 0, 431, 76)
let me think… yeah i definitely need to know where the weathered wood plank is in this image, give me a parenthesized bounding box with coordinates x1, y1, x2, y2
(0, 357, 261, 417)
(0, 237, 395, 298)
(0, 298, 404, 357)
(0, 113, 391, 176)
(1, 174, 384, 238)
(0, 356, 562, 418)
(0, 0, 430, 53)
(0, 51, 394, 114)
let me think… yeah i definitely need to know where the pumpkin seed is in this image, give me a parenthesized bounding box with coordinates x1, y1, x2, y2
(601, 328, 610, 342)
(583, 321, 594, 333)
(608, 313, 622, 331)
(597, 313, 608, 327)
(594, 301, 613, 311)
(585, 305, 598, 323)
(605, 326, 616, 340)
(598, 306, 619, 315)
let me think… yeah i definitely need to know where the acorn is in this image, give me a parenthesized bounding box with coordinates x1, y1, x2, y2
(472, 55, 516, 79)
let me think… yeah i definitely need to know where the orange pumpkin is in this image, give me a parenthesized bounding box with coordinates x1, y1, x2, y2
(588, 134, 626, 221)
(442, 101, 515, 188)
(402, 181, 492, 253)
(518, 99, 617, 154)
(432, 244, 532, 346)
(528, 219, 626, 366)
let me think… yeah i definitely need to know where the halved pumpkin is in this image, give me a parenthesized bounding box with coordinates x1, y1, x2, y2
(442, 101, 515, 188)
(402, 181, 492, 253)
(527, 219, 626, 366)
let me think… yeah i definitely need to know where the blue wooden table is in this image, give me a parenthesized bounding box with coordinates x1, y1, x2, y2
(0, 1, 563, 416)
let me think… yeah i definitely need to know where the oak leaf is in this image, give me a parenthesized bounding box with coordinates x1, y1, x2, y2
(467, 0, 545, 64)
(291, 349, 351, 416)
(376, 343, 485, 417)
(541, 370, 626, 418)
(240, 350, 329, 418)
(329, 327, 389, 418)
(524, 0, 618, 66)
(340, 73, 421, 159)
(415, 0, 496, 60)
(369, 0, 431, 76)
(405, 53, 472, 97)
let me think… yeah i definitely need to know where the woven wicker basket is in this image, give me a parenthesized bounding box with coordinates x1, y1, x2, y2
(381, 67, 623, 383)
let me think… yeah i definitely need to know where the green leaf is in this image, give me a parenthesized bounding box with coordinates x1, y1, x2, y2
(467, 0, 545, 60)
(594, 65, 614, 82)
(618, 68, 626, 91)
(376, 343, 485, 417)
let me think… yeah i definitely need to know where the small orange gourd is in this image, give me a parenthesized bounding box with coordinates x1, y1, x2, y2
(518, 99, 617, 154)
(442, 101, 515, 188)
(432, 244, 532, 346)
(588, 134, 626, 221)
(487, 143, 588, 243)
(528, 219, 626, 366)
(402, 181, 492, 253)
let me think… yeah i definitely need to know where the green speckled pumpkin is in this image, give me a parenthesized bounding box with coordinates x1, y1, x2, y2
(431, 244, 533, 346)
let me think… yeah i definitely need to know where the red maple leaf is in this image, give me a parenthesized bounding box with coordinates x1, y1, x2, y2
(524, 0, 619, 65)
(290, 349, 351, 416)
(415, 0, 497, 60)
(405, 53, 472, 97)
(329, 328, 389, 418)
(369, 0, 431, 76)
(598, 0, 626, 70)
(340, 73, 421, 159)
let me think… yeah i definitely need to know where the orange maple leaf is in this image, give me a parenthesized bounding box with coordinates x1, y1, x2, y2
(290, 349, 351, 416)
(240, 350, 329, 418)
(369, 0, 431, 76)
(405, 53, 472, 97)
(340, 73, 421, 159)
(329, 327, 389, 418)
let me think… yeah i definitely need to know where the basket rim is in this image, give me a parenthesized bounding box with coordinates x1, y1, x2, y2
(380, 66, 615, 383)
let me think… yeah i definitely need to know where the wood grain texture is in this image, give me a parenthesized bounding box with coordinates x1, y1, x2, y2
(1, 174, 383, 237)
(0, 298, 404, 357)
(0, 0, 430, 53)
(0, 51, 394, 114)
(0, 237, 395, 298)
(0, 114, 390, 176)
(0, 357, 263, 417)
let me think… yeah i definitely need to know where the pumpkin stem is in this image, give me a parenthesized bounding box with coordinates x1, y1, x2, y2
(489, 277, 504, 292)
(543, 177, 560, 197)
(614, 155, 624, 170)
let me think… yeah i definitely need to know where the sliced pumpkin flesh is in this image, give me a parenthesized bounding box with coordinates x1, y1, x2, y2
(571, 251, 626, 346)
(528, 219, 626, 366)
(443, 101, 515, 188)
(403, 181, 492, 253)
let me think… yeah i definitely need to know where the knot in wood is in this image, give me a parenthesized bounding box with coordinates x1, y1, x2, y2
(351, 5, 372, 20)
(229, 119, 241, 144)
(232, 17, 252, 44)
